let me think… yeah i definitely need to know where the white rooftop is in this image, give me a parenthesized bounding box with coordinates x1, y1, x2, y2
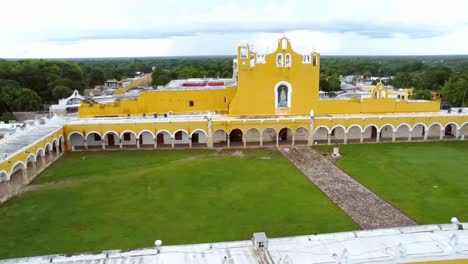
(0, 122, 62, 162)
(2, 223, 467, 264)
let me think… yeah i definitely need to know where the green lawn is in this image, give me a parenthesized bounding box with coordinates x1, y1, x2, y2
(316, 141, 468, 224)
(0, 149, 357, 259)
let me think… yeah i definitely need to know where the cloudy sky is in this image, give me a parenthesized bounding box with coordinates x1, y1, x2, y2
(1, 0, 467, 58)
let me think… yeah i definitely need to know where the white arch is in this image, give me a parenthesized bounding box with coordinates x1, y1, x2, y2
(314, 125, 331, 134)
(0, 170, 8, 183)
(173, 129, 189, 138)
(59, 135, 64, 142)
(395, 123, 411, 131)
(363, 124, 379, 132)
(246, 128, 261, 134)
(138, 130, 155, 138)
(52, 139, 59, 148)
(330, 125, 346, 133)
(274, 81, 293, 108)
(262, 127, 278, 135)
(428, 122, 443, 130)
(229, 128, 245, 134)
(25, 153, 36, 164)
(36, 148, 45, 157)
(119, 130, 137, 139)
(44, 143, 52, 152)
(295, 127, 309, 134)
(346, 125, 363, 133)
(103, 130, 120, 139)
(379, 123, 395, 132)
(8, 160, 26, 181)
(412, 123, 428, 131)
(67, 131, 84, 141)
(190, 129, 208, 137)
(443, 122, 459, 131)
(85, 131, 102, 139)
(156, 129, 172, 136)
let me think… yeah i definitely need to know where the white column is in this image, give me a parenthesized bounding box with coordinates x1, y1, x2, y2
(154, 139, 157, 149)
(327, 133, 331, 145)
(102, 141, 106, 150)
(171, 138, 175, 149)
(136, 139, 140, 149)
(344, 133, 348, 144)
(119, 139, 123, 149)
(84, 140, 88, 150)
(376, 132, 380, 142)
(292, 135, 295, 146)
(440, 130, 444, 140)
(243, 135, 246, 148)
(408, 131, 412, 142)
(207, 116, 213, 149)
(260, 135, 263, 147)
(189, 137, 192, 148)
(455, 129, 460, 140)
(227, 135, 230, 148)
(360, 132, 364, 143)
(276, 135, 279, 147)
(424, 130, 428, 141)
(392, 131, 396, 142)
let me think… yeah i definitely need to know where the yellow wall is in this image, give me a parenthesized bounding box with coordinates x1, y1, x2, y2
(79, 87, 237, 117)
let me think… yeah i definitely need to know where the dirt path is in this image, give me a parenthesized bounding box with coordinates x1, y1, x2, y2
(281, 146, 416, 229)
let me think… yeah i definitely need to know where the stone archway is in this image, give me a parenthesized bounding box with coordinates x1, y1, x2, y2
(427, 123, 442, 140)
(330, 126, 346, 144)
(460, 123, 468, 140)
(278, 128, 293, 146)
(229, 129, 243, 147)
(363, 125, 379, 142)
(25, 155, 37, 182)
(395, 124, 411, 141)
(443, 123, 458, 139)
(313, 127, 329, 145)
(173, 130, 190, 148)
(9, 162, 27, 195)
(0, 171, 9, 200)
(245, 128, 261, 147)
(411, 124, 426, 140)
(191, 130, 208, 148)
(103, 131, 120, 149)
(156, 130, 172, 148)
(86, 132, 103, 150)
(294, 127, 309, 145)
(347, 126, 362, 143)
(380, 125, 394, 142)
(69, 132, 85, 151)
(213, 129, 228, 148)
(121, 131, 138, 149)
(262, 128, 277, 147)
(139, 131, 155, 149)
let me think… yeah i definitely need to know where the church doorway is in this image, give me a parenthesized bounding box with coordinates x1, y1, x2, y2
(229, 129, 243, 147)
(191, 133, 199, 144)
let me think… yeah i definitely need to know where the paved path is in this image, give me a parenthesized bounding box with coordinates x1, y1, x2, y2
(281, 146, 416, 229)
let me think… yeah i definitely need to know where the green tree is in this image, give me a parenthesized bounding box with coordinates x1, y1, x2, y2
(412, 89, 432, 100)
(442, 78, 468, 106)
(0, 112, 15, 123)
(51, 85, 73, 100)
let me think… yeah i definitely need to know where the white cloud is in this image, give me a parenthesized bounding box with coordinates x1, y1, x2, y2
(0, 0, 467, 57)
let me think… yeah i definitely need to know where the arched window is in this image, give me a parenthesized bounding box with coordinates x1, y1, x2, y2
(313, 54, 318, 66)
(303, 54, 311, 64)
(277, 54, 283, 67)
(240, 46, 248, 59)
(277, 85, 288, 107)
(285, 54, 291, 67)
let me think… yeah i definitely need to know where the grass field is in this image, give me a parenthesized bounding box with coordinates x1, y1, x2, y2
(0, 149, 357, 259)
(317, 141, 468, 224)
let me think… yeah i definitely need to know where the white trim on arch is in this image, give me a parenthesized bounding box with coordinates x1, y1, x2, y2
(156, 129, 172, 137)
(363, 124, 379, 132)
(412, 123, 428, 131)
(36, 148, 45, 157)
(314, 125, 331, 134)
(8, 160, 26, 180)
(44, 143, 52, 152)
(190, 129, 208, 137)
(379, 123, 396, 132)
(443, 122, 460, 131)
(346, 125, 363, 133)
(395, 123, 411, 131)
(85, 131, 103, 139)
(173, 129, 189, 138)
(138, 130, 155, 138)
(25, 153, 36, 164)
(0, 170, 8, 183)
(427, 122, 444, 131)
(119, 130, 138, 139)
(274, 81, 293, 108)
(330, 125, 346, 133)
(103, 130, 120, 139)
(67, 131, 84, 141)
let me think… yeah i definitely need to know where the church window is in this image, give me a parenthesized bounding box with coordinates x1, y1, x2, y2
(313, 55, 318, 66)
(175, 131, 183, 140)
(240, 46, 248, 59)
(189, 100, 194, 107)
(303, 54, 311, 63)
(277, 54, 283, 67)
(277, 85, 288, 107)
(285, 54, 291, 67)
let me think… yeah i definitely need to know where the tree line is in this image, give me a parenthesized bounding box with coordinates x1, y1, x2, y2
(0, 55, 467, 122)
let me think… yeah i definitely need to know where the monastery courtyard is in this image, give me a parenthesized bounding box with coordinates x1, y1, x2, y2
(0, 141, 466, 259)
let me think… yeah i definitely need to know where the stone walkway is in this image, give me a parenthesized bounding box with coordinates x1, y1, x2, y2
(281, 146, 416, 229)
